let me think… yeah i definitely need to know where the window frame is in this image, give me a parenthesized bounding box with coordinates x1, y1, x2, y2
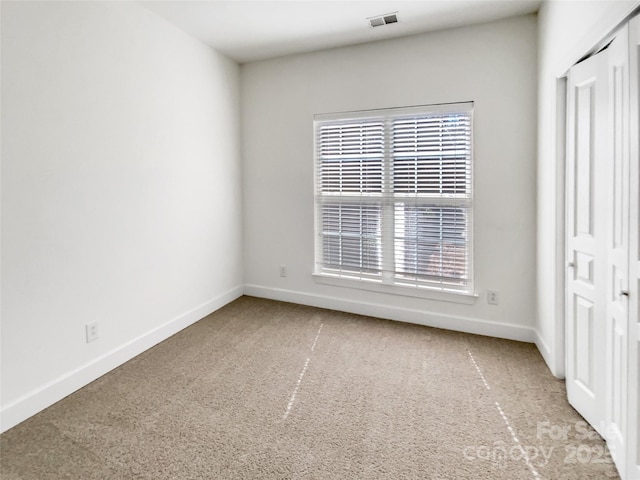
(313, 102, 476, 302)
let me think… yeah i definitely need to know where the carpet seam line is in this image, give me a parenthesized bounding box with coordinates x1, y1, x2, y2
(468, 349, 542, 479)
(283, 323, 324, 420)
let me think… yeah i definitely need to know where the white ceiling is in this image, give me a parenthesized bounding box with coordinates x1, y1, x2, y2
(141, 0, 542, 63)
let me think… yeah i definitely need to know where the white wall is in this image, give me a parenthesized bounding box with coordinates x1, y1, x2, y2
(242, 15, 538, 341)
(0, 1, 243, 431)
(536, 0, 639, 377)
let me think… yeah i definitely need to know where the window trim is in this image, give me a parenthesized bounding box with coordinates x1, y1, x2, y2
(312, 273, 478, 305)
(313, 102, 475, 297)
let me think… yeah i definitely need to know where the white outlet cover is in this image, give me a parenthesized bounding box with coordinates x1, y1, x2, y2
(487, 291, 499, 305)
(86, 322, 99, 343)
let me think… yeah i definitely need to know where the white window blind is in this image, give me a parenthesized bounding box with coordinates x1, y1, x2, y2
(314, 102, 473, 293)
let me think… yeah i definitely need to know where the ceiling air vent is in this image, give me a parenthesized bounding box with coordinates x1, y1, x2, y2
(368, 12, 398, 28)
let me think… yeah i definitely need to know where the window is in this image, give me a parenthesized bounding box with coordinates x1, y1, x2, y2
(314, 102, 473, 295)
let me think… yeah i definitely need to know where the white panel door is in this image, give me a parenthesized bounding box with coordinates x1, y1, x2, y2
(605, 24, 630, 474)
(626, 14, 640, 480)
(566, 47, 609, 434)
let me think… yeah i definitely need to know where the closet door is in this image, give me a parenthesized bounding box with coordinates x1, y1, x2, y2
(627, 13, 640, 480)
(566, 46, 609, 434)
(605, 24, 630, 473)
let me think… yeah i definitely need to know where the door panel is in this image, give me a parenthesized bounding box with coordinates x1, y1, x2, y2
(575, 295, 595, 389)
(576, 252, 595, 284)
(605, 25, 629, 472)
(566, 49, 609, 434)
(575, 81, 596, 238)
(627, 13, 640, 480)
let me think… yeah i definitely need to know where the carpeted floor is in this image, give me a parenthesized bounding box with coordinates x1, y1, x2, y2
(0, 296, 620, 479)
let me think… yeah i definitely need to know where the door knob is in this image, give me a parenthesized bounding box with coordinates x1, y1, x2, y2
(621, 290, 630, 297)
(568, 262, 575, 268)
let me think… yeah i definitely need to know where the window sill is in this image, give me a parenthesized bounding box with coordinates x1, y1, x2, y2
(312, 274, 478, 305)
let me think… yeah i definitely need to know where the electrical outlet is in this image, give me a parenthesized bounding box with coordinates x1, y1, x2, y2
(487, 290, 499, 305)
(279, 265, 287, 278)
(86, 322, 99, 343)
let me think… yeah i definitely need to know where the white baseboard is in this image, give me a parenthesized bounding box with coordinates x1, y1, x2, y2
(534, 329, 565, 379)
(534, 329, 553, 373)
(244, 284, 535, 343)
(0, 285, 243, 434)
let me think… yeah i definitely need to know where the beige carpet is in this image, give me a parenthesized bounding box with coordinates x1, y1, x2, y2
(0, 296, 620, 479)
